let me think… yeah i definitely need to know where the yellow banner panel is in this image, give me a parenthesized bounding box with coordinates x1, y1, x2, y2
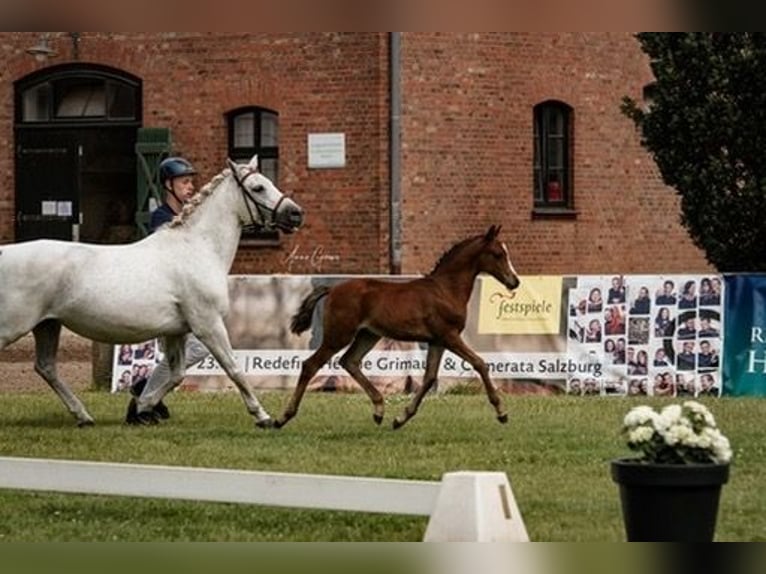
(478, 275, 563, 335)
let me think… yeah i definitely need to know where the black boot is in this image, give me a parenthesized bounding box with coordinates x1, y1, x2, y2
(125, 397, 160, 425)
(125, 379, 164, 425)
(124, 396, 140, 424)
(153, 401, 170, 420)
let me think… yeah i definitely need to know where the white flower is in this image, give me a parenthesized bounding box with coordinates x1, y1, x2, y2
(621, 402, 732, 465)
(657, 404, 683, 430)
(684, 400, 717, 428)
(711, 434, 733, 464)
(662, 423, 693, 446)
(624, 405, 657, 428)
(628, 426, 655, 444)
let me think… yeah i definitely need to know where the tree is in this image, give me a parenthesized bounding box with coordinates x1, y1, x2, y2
(623, 33, 766, 271)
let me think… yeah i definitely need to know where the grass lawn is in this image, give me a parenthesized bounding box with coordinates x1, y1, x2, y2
(0, 390, 763, 541)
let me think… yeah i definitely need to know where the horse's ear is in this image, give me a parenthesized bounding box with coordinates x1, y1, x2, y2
(248, 154, 259, 171)
(226, 158, 239, 173)
(484, 224, 501, 241)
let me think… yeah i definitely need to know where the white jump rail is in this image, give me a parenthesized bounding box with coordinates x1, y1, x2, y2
(0, 456, 528, 541)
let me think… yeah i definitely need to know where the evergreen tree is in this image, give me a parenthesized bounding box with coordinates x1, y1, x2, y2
(623, 33, 766, 271)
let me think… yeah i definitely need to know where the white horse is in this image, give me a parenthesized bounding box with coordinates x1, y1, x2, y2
(0, 155, 303, 427)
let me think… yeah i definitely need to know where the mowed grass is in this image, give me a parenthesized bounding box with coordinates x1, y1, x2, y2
(0, 390, 763, 541)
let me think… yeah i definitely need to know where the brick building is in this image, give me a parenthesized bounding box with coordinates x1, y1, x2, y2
(0, 32, 712, 277)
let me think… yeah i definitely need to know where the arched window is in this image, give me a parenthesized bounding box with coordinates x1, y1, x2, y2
(227, 106, 279, 180)
(16, 64, 140, 124)
(226, 106, 280, 242)
(533, 101, 573, 209)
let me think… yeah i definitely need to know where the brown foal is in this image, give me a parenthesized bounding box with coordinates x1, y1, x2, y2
(274, 225, 521, 429)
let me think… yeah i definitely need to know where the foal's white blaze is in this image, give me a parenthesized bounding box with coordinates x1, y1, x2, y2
(501, 242, 519, 278)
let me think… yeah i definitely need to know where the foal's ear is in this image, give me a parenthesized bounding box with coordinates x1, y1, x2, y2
(484, 224, 502, 241)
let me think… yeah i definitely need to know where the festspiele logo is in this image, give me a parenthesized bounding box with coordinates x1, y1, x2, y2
(479, 275, 562, 335)
(489, 290, 553, 321)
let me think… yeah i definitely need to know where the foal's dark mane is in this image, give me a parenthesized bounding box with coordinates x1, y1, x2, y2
(428, 234, 483, 276)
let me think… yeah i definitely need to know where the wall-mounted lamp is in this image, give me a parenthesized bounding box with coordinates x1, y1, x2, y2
(69, 32, 80, 60)
(26, 33, 56, 62)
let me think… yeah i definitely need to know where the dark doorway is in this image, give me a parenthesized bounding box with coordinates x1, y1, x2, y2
(14, 64, 141, 243)
(15, 130, 79, 241)
(78, 127, 138, 243)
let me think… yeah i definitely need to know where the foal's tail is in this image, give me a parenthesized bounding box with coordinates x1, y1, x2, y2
(290, 285, 331, 334)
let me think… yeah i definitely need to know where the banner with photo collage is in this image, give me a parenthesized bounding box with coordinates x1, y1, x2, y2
(110, 274, 728, 398)
(566, 275, 723, 398)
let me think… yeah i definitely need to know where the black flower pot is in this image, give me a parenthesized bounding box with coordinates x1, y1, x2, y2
(611, 458, 730, 542)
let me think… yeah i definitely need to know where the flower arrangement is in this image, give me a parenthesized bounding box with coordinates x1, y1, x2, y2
(622, 401, 732, 465)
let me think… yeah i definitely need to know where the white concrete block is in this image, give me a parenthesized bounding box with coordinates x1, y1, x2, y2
(423, 471, 529, 542)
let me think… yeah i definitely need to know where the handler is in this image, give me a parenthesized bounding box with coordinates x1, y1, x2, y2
(125, 156, 212, 425)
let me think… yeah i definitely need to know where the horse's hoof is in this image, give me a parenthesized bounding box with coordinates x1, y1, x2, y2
(392, 418, 404, 430)
(498, 413, 509, 424)
(77, 419, 95, 428)
(373, 413, 384, 425)
(255, 418, 274, 429)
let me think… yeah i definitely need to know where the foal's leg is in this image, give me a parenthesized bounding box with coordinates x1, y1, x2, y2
(191, 317, 273, 428)
(32, 319, 94, 426)
(274, 343, 340, 429)
(392, 344, 444, 430)
(339, 330, 384, 424)
(443, 332, 508, 423)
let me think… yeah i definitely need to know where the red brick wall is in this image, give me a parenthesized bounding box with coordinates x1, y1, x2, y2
(0, 32, 711, 277)
(399, 32, 711, 275)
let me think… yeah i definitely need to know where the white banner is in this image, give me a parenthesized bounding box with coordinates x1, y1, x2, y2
(185, 350, 597, 381)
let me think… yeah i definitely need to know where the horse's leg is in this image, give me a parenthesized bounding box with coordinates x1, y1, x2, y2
(339, 330, 384, 424)
(443, 332, 508, 423)
(393, 344, 444, 430)
(32, 319, 94, 426)
(131, 335, 187, 424)
(274, 343, 341, 429)
(191, 317, 273, 428)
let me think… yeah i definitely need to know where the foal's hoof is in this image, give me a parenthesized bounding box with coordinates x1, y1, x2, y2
(373, 413, 384, 425)
(77, 419, 95, 428)
(392, 418, 405, 430)
(497, 413, 509, 424)
(255, 417, 274, 429)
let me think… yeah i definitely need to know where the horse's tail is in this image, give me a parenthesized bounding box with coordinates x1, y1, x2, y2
(290, 285, 331, 335)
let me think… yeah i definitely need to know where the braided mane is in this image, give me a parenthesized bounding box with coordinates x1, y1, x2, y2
(168, 170, 229, 228)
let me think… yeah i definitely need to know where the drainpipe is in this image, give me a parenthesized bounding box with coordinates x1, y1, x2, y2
(389, 32, 402, 274)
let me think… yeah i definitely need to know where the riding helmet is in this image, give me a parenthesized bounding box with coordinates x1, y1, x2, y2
(159, 157, 197, 187)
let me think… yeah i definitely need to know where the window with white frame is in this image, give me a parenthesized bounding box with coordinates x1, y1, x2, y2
(226, 106, 280, 242)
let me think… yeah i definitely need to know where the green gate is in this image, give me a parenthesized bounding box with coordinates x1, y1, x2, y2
(135, 127, 172, 237)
